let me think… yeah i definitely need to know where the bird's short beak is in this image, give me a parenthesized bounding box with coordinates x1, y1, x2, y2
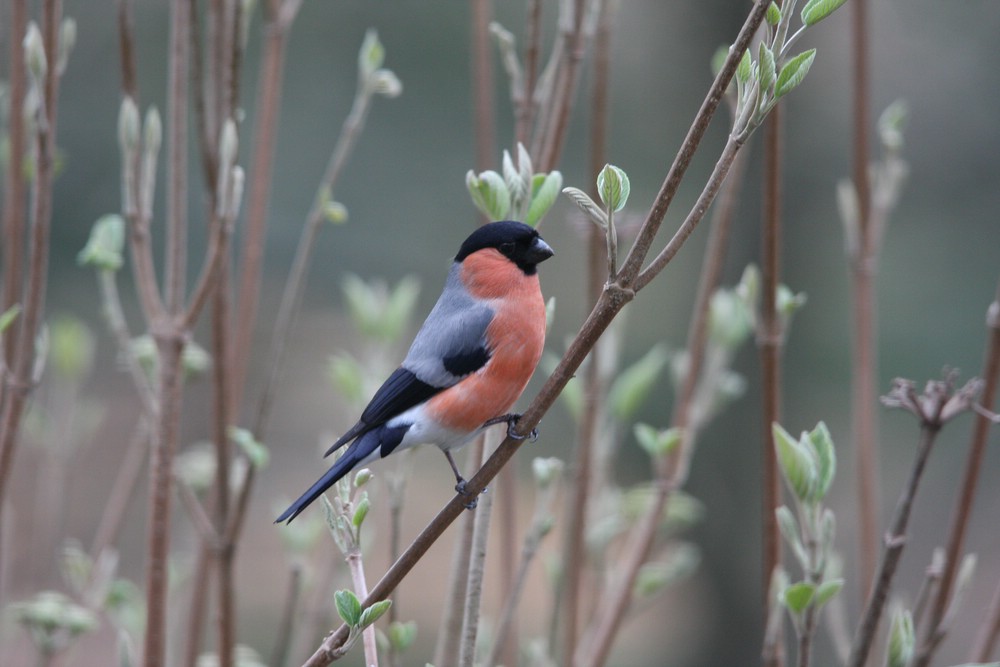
(527, 237, 555, 264)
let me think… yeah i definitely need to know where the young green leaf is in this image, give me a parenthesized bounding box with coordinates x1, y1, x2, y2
(633, 423, 683, 460)
(358, 29, 385, 80)
(775, 505, 808, 570)
(78, 214, 126, 271)
(352, 494, 371, 529)
(466, 170, 511, 220)
(814, 578, 843, 608)
(736, 47, 752, 84)
(525, 171, 563, 227)
(358, 599, 393, 629)
(335, 590, 363, 626)
(783, 582, 815, 614)
(766, 1, 781, 25)
(807, 421, 836, 500)
(775, 49, 817, 99)
(230, 426, 269, 469)
(562, 186, 608, 229)
(758, 42, 776, 97)
(596, 164, 630, 212)
(387, 620, 417, 651)
(772, 423, 818, 502)
(609, 344, 669, 421)
(800, 0, 849, 27)
(886, 605, 915, 667)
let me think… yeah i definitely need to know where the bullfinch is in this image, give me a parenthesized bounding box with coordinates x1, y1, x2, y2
(276, 220, 553, 523)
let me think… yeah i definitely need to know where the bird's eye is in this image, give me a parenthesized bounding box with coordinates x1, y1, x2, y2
(499, 242, 515, 256)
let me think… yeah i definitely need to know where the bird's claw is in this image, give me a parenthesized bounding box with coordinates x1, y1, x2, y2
(455, 479, 486, 510)
(483, 413, 539, 442)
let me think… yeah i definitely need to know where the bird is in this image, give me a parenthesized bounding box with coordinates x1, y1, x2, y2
(275, 220, 554, 523)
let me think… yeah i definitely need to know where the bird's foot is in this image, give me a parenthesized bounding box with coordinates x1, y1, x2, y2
(483, 413, 538, 442)
(454, 478, 485, 510)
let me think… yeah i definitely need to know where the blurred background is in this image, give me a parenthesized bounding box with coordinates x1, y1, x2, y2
(3, 0, 1000, 665)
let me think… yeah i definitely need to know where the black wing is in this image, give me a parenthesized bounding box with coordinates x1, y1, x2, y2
(324, 367, 440, 457)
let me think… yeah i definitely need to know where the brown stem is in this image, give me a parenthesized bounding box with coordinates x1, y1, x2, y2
(117, 0, 138, 100)
(299, 6, 767, 663)
(271, 564, 303, 667)
(759, 102, 784, 667)
(2, 0, 28, 370)
(183, 542, 213, 667)
(253, 79, 375, 440)
(190, 0, 217, 191)
(514, 0, 543, 146)
(345, 547, 379, 667)
(921, 281, 1000, 665)
(846, 424, 942, 667)
(211, 261, 235, 667)
(165, 0, 190, 315)
(143, 333, 186, 667)
(458, 438, 496, 667)
(89, 418, 151, 561)
(433, 442, 482, 667)
(537, 0, 587, 172)
(0, 0, 61, 593)
(627, 0, 769, 292)
(850, 0, 879, 598)
(231, 6, 297, 405)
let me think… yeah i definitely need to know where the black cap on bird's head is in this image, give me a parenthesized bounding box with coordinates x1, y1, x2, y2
(455, 220, 554, 275)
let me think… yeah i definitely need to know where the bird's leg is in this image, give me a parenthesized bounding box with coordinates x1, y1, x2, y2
(482, 412, 539, 442)
(444, 450, 480, 510)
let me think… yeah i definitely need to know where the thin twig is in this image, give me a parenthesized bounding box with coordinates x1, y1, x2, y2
(514, 0, 543, 146)
(759, 100, 785, 667)
(0, 0, 61, 594)
(300, 7, 769, 664)
(231, 1, 300, 403)
(433, 441, 482, 667)
(165, 0, 190, 315)
(89, 418, 151, 560)
(537, 0, 588, 172)
(846, 423, 942, 667)
(345, 547, 379, 667)
(458, 438, 497, 667)
(850, 0, 880, 597)
(97, 270, 158, 416)
(271, 564, 304, 667)
(923, 280, 1000, 665)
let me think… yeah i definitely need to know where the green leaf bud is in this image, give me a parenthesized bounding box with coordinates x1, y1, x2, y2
(758, 42, 777, 98)
(118, 97, 141, 158)
(608, 344, 669, 421)
(775, 505, 808, 570)
(58, 17, 77, 74)
(352, 494, 370, 529)
(886, 605, 915, 667)
(387, 620, 417, 651)
(229, 426, 269, 469)
(597, 164, 630, 212)
(353, 468, 373, 488)
(23, 22, 47, 85)
(708, 288, 753, 348)
(328, 353, 365, 404)
(358, 599, 392, 630)
(174, 443, 217, 492)
(78, 214, 126, 272)
(358, 29, 385, 81)
(814, 578, 843, 608)
(531, 457, 564, 489)
(466, 169, 511, 221)
(783, 582, 815, 614)
(736, 47, 752, 84)
(800, 0, 849, 27)
(371, 69, 402, 98)
(806, 421, 836, 500)
(772, 422, 818, 502)
(633, 423, 682, 460)
(182, 339, 212, 379)
(502, 149, 525, 207)
(775, 49, 817, 99)
(561, 186, 608, 229)
(323, 200, 349, 225)
(878, 99, 909, 152)
(335, 589, 363, 626)
(143, 106, 162, 157)
(633, 544, 700, 598)
(50, 316, 95, 380)
(525, 171, 562, 227)
(766, 2, 781, 25)
(219, 118, 239, 168)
